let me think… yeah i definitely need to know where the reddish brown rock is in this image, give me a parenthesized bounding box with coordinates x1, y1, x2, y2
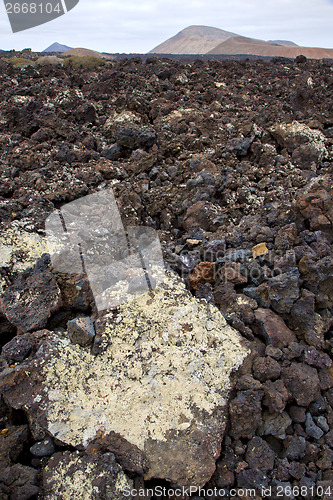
(218, 262, 248, 285)
(252, 356, 281, 382)
(296, 182, 333, 232)
(182, 201, 226, 232)
(253, 308, 297, 348)
(188, 261, 216, 290)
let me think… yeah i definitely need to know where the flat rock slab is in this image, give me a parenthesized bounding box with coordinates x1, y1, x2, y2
(0, 272, 249, 487)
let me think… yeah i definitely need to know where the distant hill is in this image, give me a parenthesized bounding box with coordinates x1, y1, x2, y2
(150, 25, 237, 55)
(62, 48, 114, 60)
(269, 40, 299, 46)
(208, 35, 333, 59)
(150, 25, 333, 59)
(43, 42, 72, 53)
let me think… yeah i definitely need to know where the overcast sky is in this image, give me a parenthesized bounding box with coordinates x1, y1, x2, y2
(0, 0, 333, 53)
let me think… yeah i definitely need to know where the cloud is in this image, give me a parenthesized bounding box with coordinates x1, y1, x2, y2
(0, 0, 332, 52)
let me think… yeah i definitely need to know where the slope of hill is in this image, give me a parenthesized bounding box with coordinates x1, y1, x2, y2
(269, 40, 298, 46)
(208, 35, 333, 58)
(43, 42, 72, 53)
(62, 48, 115, 61)
(150, 25, 237, 55)
(150, 25, 333, 59)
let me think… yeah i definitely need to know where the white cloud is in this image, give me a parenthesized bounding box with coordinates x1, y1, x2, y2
(0, 0, 332, 52)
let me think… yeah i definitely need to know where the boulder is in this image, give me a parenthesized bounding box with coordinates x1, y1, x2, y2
(0, 256, 62, 333)
(0, 272, 249, 488)
(253, 308, 297, 348)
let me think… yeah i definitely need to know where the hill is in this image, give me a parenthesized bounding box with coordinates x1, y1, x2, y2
(43, 42, 72, 53)
(149, 25, 237, 55)
(208, 35, 333, 59)
(150, 25, 333, 59)
(62, 48, 114, 60)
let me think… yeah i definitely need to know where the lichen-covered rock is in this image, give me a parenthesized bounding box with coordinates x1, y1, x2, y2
(269, 121, 328, 167)
(42, 451, 132, 500)
(0, 272, 249, 487)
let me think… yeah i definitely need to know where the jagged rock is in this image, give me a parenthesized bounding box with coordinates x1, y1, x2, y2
(114, 126, 156, 150)
(296, 178, 333, 232)
(188, 261, 215, 289)
(253, 308, 297, 348)
(263, 379, 288, 413)
(252, 356, 281, 382)
(1, 334, 34, 364)
(229, 390, 263, 439)
(305, 413, 324, 440)
(101, 144, 122, 161)
(269, 121, 328, 167)
(0, 272, 249, 487)
(281, 362, 321, 406)
(283, 435, 307, 460)
(245, 436, 275, 472)
(268, 268, 300, 314)
(289, 405, 306, 423)
(0, 256, 62, 333)
(0, 425, 29, 468)
(67, 317, 95, 347)
(258, 411, 292, 439)
(0, 464, 39, 500)
(42, 451, 132, 499)
(236, 468, 269, 490)
(182, 201, 226, 232)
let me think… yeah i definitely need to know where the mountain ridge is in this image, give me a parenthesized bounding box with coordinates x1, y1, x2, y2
(150, 25, 333, 59)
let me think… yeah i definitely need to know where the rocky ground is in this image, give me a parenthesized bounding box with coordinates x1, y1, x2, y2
(0, 54, 332, 499)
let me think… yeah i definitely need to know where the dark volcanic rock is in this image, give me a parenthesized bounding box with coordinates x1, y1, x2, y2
(245, 436, 275, 472)
(229, 390, 263, 439)
(0, 425, 29, 468)
(0, 257, 62, 333)
(263, 379, 289, 413)
(268, 268, 300, 314)
(0, 54, 332, 494)
(252, 356, 281, 382)
(253, 308, 297, 348)
(0, 464, 39, 500)
(281, 362, 321, 406)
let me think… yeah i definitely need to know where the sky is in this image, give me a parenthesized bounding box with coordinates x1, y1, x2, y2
(0, 0, 333, 53)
